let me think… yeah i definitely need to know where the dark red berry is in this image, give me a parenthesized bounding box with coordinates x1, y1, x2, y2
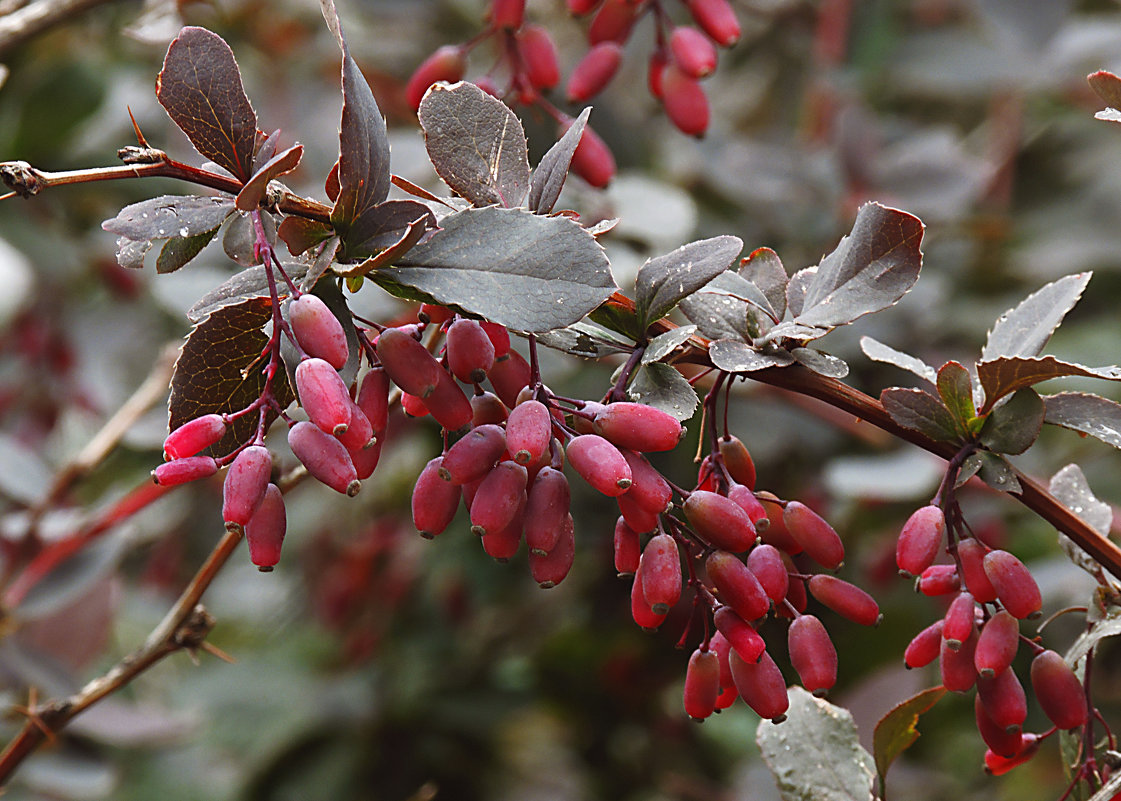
(714, 605, 766, 663)
(164, 413, 226, 460)
(788, 614, 837, 696)
(446, 318, 496, 384)
(1030, 650, 1088, 730)
(222, 445, 272, 531)
(440, 424, 507, 485)
(567, 42, 623, 103)
(783, 502, 844, 570)
(807, 574, 881, 626)
(957, 538, 997, 603)
(245, 483, 286, 571)
(746, 544, 788, 603)
(153, 455, 218, 486)
(984, 734, 1040, 775)
(567, 0, 601, 14)
(640, 533, 681, 614)
(470, 460, 529, 537)
(974, 611, 1019, 678)
(419, 368, 474, 432)
(977, 667, 1027, 733)
(683, 490, 756, 553)
(356, 367, 390, 436)
(290, 293, 349, 369)
(730, 649, 789, 723)
(481, 492, 526, 561)
(617, 493, 659, 534)
(471, 391, 508, 426)
(592, 401, 683, 452)
(648, 49, 667, 98)
(631, 569, 668, 630)
(296, 357, 352, 436)
(413, 457, 461, 538)
(621, 450, 672, 513)
(758, 495, 802, 554)
(507, 400, 553, 466)
(288, 421, 360, 496)
(488, 349, 532, 408)
(727, 484, 767, 528)
(401, 392, 429, 418)
(529, 514, 575, 587)
(983, 550, 1042, 620)
(684, 647, 721, 721)
(376, 326, 443, 399)
(706, 550, 769, 622)
(566, 434, 632, 496)
(406, 46, 467, 111)
(525, 466, 571, 555)
(480, 322, 511, 357)
(336, 400, 374, 453)
(614, 516, 641, 576)
(565, 120, 615, 188)
(917, 564, 960, 596)
(975, 693, 1023, 758)
(350, 437, 382, 481)
(940, 630, 978, 692)
(718, 435, 756, 490)
(895, 505, 945, 577)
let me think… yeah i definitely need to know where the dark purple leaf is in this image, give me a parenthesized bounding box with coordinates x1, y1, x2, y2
(235, 143, 303, 211)
(634, 235, 744, 328)
(278, 216, 334, 257)
(536, 321, 633, 358)
(418, 81, 530, 208)
(388, 206, 613, 332)
(679, 281, 753, 341)
(981, 273, 1090, 362)
(791, 347, 848, 378)
(795, 202, 924, 329)
(528, 107, 590, 214)
(976, 355, 1121, 413)
(336, 214, 431, 278)
(1044, 392, 1121, 449)
(343, 199, 436, 258)
(976, 451, 1020, 494)
(156, 27, 258, 182)
(186, 263, 306, 322)
(979, 388, 1044, 455)
(331, 54, 391, 238)
(741, 247, 788, 320)
(881, 387, 961, 442)
(785, 266, 816, 318)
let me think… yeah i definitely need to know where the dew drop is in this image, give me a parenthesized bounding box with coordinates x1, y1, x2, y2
(179, 227, 189, 237)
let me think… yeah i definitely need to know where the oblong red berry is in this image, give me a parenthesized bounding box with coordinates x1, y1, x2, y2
(222, 445, 272, 531)
(727, 484, 767, 529)
(471, 391, 508, 426)
(617, 493, 659, 534)
(350, 437, 382, 481)
(290, 293, 349, 369)
(470, 460, 529, 537)
(164, 414, 227, 460)
(895, 505, 945, 578)
(376, 327, 443, 399)
(758, 494, 802, 554)
(336, 400, 374, 453)
(958, 538, 997, 603)
(746, 544, 788, 603)
(401, 392, 428, 418)
(788, 615, 837, 696)
(567, 41, 623, 103)
(683, 490, 756, 553)
(730, 649, 789, 723)
(714, 605, 766, 664)
(684, 647, 721, 721)
(412, 457, 461, 538)
(983, 550, 1042, 620)
(784, 502, 844, 570)
(245, 483, 286, 571)
(565, 120, 615, 188)
(567, 0, 601, 14)
(406, 45, 467, 111)
(529, 514, 575, 587)
(481, 492, 526, 562)
(984, 734, 1040, 775)
(446, 318, 495, 384)
(507, 400, 552, 466)
(440, 424, 507, 485)
(614, 516, 641, 576)
(978, 667, 1027, 733)
(718, 435, 756, 490)
(296, 357, 352, 436)
(566, 434, 632, 496)
(940, 630, 977, 692)
(975, 611, 1020, 678)
(487, 349, 532, 408)
(153, 455, 218, 486)
(1030, 650, 1088, 730)
(807, 574, 881, 626)
(942, 591, 976, 650)
(706, 550, 769, 622)
(525, 467, 571, 555)
(419, 303, 453, 325)
(587, 0, 639, 44)
(710, 630, 734, 694)
(592, 402, 683, 453)
(781, 572, 808, 618)
(904, 619, 944, 669)
(518, 24, 560, 90)
(419, 368, 473, 432)
(662, 64, 710, 137)
(490, 0, 525, 29)
(620, 450, 672, 514)
(917, 564, 960, 596)
(640, 533, 681, 615)
(975, 693, 1023, 758)
(356, 367, 390, 436)
(288, 421, 360, 496)
(686, 0, 740, 46)
(631, 569, 667, 630)
(480, 322, 511, 357)
(670, 26, 717, 78)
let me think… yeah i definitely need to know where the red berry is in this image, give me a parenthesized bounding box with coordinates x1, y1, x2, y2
(356, 367, 390, 436)
(617, 492, 659, 533)
(565, 120, 615, 188)
(1030, 650, 1088, 730)
(613, 516, 641, 576)
(940, 630, 977, 692)
(683, 490, 756, 553)
(983, 550, 1042, 620)
(974, 611, 1020, 678)
(529, 514, 575, 587)
(490, 0, 525, 30)
(566, 434, 632, 496)
(419, 303, 453, 324)
(406, 45, 467, 111)
(758, 495, 803, 555)
(350, 436, 382, 481)
(222, 445, 272, 531)
(153, 455, 218, 486)
(713, 605, 766, 663)
(684, 647, 721, 721)
(525, 466, 571, 555)
(488, 349, 532, 407)
(807, 574, 881, 626)
(958, 538, 997, 603)
(706, 550, 769, 622)
(984, 733, 1040, 775)
(470, 460, 529, 537)
(895, 505, 945, 577)
(480, 322, 511, 357)
(290, 293, 349, 369)
(413, 457, 461, 538)
(592, 401, 683, 452)
(567, 42, 623, 103)
(917, 564, 960, 596)
(567, 0, 602, 15)
(975, 693, 1023, 758)
(506, 400, 553, 466)
(587, 0, 641, 44)
(446, 318, 496, 384)
(727, 484, 767, 528)
(977, 667, 1027, 733)
(710, 630, 735, 694)
(783, 501, 844, 570)
(518, 24, 560, 90)
(631, 569, 668, 630)
(670, 26, 717, 78)
(621, 450, 672, 514)
(782, 571, 808, 617)
(164, 413, 227, 460)
(648, 49, 667, 98)
(376, 326, 443, 399)
(662, 64, 710, 137)
(685, 0, 740, 47)
(730, 649, 789, 723)
(471, 391, 509, 426)
(401, 392, 429, 418)
(296, 357, 352, 436)
(746, 544, 788, 603)
(419, 368, 474, 432)
(718, 435, 756, 490)
(336, 400, 374, 453)
(440, 424, 507, 485)
(695, 453, 720, 493)
(288, 421, 360, 496)
(942, 591, 976, 650)
(481, 492, 526, 561)
(245, 483, 286, 571)
(788, 615, 837, 696)
(640, 532, 681, 615)
(904, 619, 944, 669)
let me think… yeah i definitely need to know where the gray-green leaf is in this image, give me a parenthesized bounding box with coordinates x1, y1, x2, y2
(626, 362, 698, 421)
(979, 388, 1043, 455)
(1044, 392, 1121, 449)
(634, 235, 743, 328)
(709, 339, 795, 372)
(981, 272, 1091, 361)
(860, 336, 937, 384)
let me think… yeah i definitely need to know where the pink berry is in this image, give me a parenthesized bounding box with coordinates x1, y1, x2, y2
(746, 544, 788, 603)
(163, 413, 227, 460)
(940, 630, 977, 692)
(587, 0, 640, 44)
(706, 550, 769, 622)
(662, 64, 710, 137)
(446, 318, 496, 384)
(631, 568, 668, 630)
(566, 42, 623, 103)
(470, 460, 529, 537)
(529, 514, 575, 587)
(376, 326, 443, 400)
(245, 483, 286, 571)
(974, 610, 1020, 679)
(295, 357, 352, 436)
(153, 455, 218, 486)
(564, 120, 615, 188)
(670, 26, 717, 78)
(942, 591, 976, 650)
(713, 605, 766, 664)
(895, 504, 945, 577)
(917, 564, 960, 596)
(506, 400, 553, 466)
(356, 367, 390, 436)
(288, 421, 360, 496)
(524, 466, 571, 555)
(686, 0, 740, 47)
(957, 538, 998, 603)
(440, 424, 507, 485)
(613, 516, 641, 576)
(412, 457, 461, 538)
(490, 0, 525, 30)
(418, 368, 474, 432)
(222, 445, 272, 531)
(592, 401, 683, 452)
(518, 24, 560, 90)
(289, 293, 349, 369)
(975, 693, 1023, 758)
(904, 619, 944, 669)
(977, 667, 1027, 733)
(566, 434, 632, 496)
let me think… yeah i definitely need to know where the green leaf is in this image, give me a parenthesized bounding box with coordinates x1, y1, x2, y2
(881, 388, 962, 442)
(872, 686, 946, 795)
(155, 27, 258, 182)
(709, 339, 795, 372)
(859, 336, 937, 384)
(976, 451, 1021, 494)
(169, 296, 294, 456)
(691, 270, 778, 326)
(1044, 392, 1121, 449)
(235, 143, 303, 211)
(679, 279, 754, 341)
(588, 302, 644, 341)
(936, 361, 975, 437)
(956, 451, 983, 487)
(976, 356, 1121, 413)
(528, 107, 589, 214)
(791, 347, 848, 378)
(756, 686, 875, 801)
(626, 362, 698, 421)
(418, 81, 530, 208)
(979, 388, 1043, 455)
(633, 236, 743, 329)
(155, 226, 220, 274)
(535, 321, 633, 358)
(981, 273, 1091, 361)
(331, 53, 392, 237)
(741, 246, 788, 320)
(643, 325, 697, 364)
(388, 206, 614, 333)
(794, 202, 924, 330)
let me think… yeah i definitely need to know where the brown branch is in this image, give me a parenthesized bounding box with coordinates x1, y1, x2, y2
(0, 526, 243, 784)
(0, 0, 117, 57)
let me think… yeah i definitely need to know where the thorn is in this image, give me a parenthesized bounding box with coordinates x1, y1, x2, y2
(127, 107, 149, 147)
(11, 687, 56, 744)
(199, 641, 237, 664)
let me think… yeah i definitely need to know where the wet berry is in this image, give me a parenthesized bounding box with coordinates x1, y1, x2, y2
(617, 493, 659, 533)
(620, 450, 672, 514)
(506, 400, 552, 466)
(481, 493, 526, 561)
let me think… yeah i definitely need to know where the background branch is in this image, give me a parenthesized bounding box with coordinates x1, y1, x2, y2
(0, 0, 117, 57)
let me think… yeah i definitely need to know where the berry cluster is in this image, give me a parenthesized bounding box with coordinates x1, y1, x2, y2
(405, 0, 742, 187)
(895, 480, 1092, 772)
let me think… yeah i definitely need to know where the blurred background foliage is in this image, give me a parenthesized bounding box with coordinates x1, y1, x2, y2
(1, 0, 1121, 798)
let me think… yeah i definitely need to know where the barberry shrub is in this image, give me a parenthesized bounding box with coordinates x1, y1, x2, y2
(6, 2, 1121, 800)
